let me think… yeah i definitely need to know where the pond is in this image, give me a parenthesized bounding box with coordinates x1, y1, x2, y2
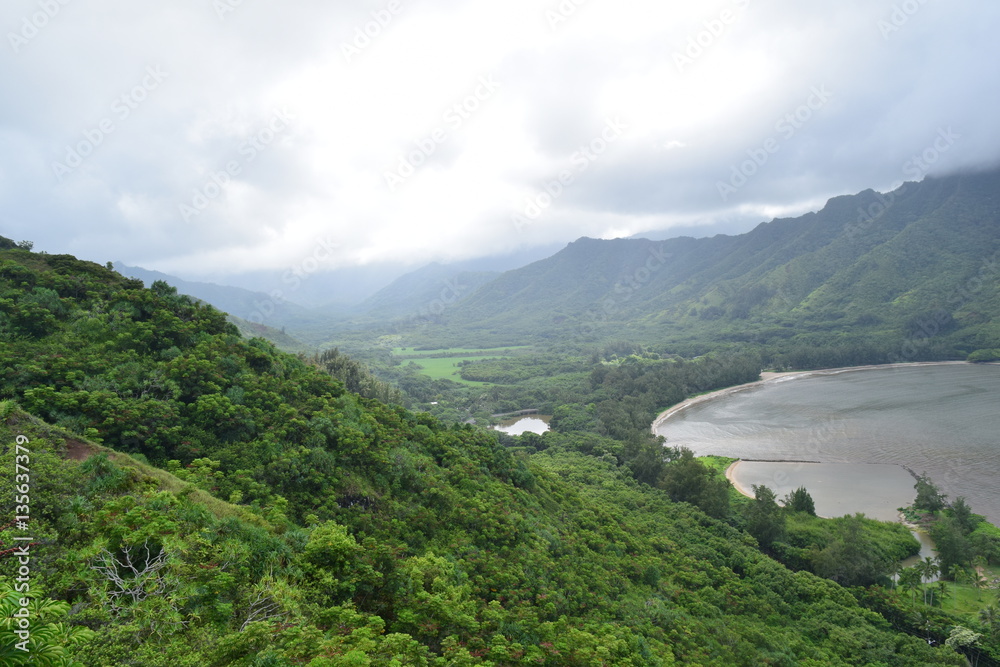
(492, 415, 552, 435)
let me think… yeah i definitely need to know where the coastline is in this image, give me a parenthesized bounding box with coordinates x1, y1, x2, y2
(724, 460, 843, 519)
(724, 460, 753, 499)
(659, 360, 999, 528)
(650, 360, 972, 432)
(706, 363, 996, 566)
(726, 460, 922, 524)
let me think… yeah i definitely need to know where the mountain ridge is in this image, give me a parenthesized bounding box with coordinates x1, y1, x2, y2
(408, 168, 1000, 356)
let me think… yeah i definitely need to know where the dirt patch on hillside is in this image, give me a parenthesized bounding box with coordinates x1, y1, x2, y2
(65, 438, 96, 462)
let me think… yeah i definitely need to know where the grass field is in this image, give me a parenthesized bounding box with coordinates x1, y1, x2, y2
(699, 455, 737, 474)
(392, 346, 531, 358)
(898, 566, 1000, 623)
(402, 356, 495, 385)
(394, 346, 532, 385)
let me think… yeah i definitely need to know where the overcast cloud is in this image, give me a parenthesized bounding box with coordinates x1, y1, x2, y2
(2, 0, 999, 283)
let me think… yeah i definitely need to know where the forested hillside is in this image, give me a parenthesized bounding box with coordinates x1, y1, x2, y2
(0, 242, 993, 664)
(415, 168, 1000, 360)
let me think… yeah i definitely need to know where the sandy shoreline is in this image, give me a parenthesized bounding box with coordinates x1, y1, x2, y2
(725, 460, 910, 522)
(724, 461, 753, 499)
(725, 459, 927, 524)
(650, 360, 972, 433)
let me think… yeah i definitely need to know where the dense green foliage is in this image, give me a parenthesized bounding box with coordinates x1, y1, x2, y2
(353, 344, 762, 457)
(0, 246, 986, 663)
(311, 348, 406, 406)
(778, 513, 917, 587)
(656, 448, 730, 520)
(915, 473, 949, 512)
(744, 485, 786, 550)
(785, 487, 817, 515)
(926, 496, 1000, 576)
(0, 409, 969, 665)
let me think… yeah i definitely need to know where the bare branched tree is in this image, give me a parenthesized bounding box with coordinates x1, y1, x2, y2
(240, 571, 287, 631)
(241, 588, 285, 631)
(91, 540, 169, 613)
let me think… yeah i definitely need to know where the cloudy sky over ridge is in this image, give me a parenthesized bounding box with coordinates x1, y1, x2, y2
(2, 0, 999, 281)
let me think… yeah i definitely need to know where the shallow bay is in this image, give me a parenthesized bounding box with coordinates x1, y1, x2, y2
(726, 461, 915, 522)
(654, 364, 1000, 522)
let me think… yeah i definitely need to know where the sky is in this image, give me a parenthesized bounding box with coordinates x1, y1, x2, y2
(2, 0, 999, 287)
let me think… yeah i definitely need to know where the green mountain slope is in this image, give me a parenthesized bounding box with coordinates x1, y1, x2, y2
(114, 262, 316, 326)
(226, 312, 312, 353)
(421, 168, 1000, 358)
(0, 405, 968, 666)
(0, 243, 981, 664)
(352, 262, 500, 321)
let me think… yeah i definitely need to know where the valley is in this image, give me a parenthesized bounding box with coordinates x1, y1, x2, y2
(8, 4, 1000, 664)
(2, 168, 1000, 664)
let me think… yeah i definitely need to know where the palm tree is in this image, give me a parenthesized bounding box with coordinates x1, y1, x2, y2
(919, 556, 939, 605)
(972, 556, 989, 600)
(915, 612, 936, 646)
(971, 570, 989, 601)
(949, 563, 969, 585)
(980, 606, 999, 638)
(935, 580, 950, 609)
(886, 560, 901, 590)
(898, 567, 922, 604)
(0, 584, 95, 663)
